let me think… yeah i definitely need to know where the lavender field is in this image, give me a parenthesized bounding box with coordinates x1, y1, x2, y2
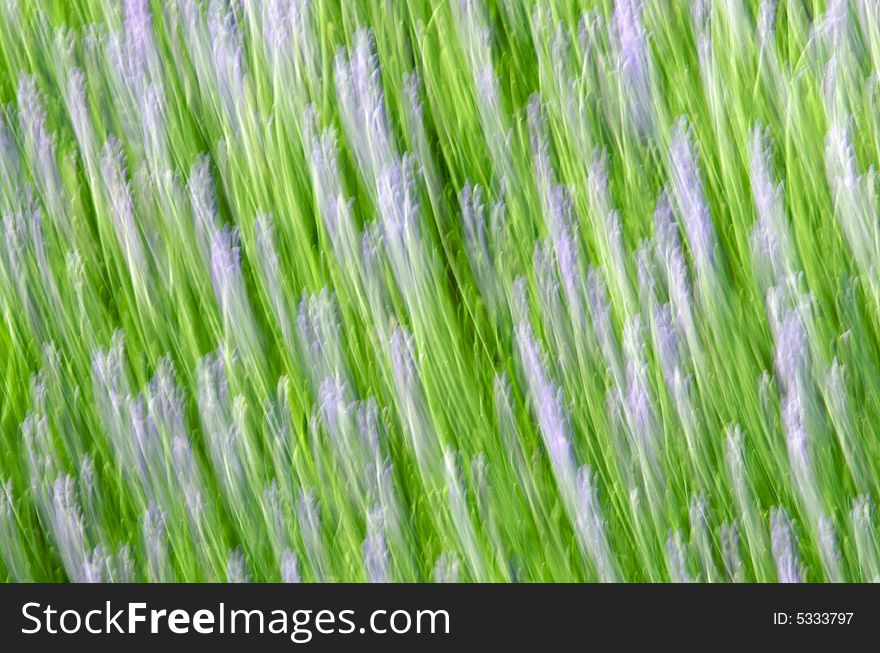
(1, 0, 878, 582)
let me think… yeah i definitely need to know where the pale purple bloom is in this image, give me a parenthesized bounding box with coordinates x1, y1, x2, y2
(624, 356, 658, 441)
(765, 288, 817, 521)
(335, 29, 395, 185)
(107, 0, 166, 158)
(23, 409, 56, 504)
(129, 396, 160, 489)
(80, 546, 110, 583)
(0, 204, 61, 340)
(113, 545, 135, 583)
(690, 0, 710, 37)
(689, 494, 717, 582)
(171, 435, 204, 524)
(208, 0, 246, 121)
(180, 481, 205, 533)
(780, 389, 822, 526)
(668, 119, 717, 278)
(770, 508, 804, 583)
(527, 94, 553, 194)
(173, 0, 246, 131)
(360, 222, 392, 335)
(530, 154, 588, 330)
(255, 0, 317, 79)
(17, 77, 69, 239)
(475, 70, 500, 133)
(147, 357, 191, 451)
(692, 9, 714, 95)
(226, 549, 251, 583)
(370, 462, 408, 576)
(654, 303, 681, 391)
(823, 360, 867, 490)
(749, 125, 783, 225)
(209, 226, 244, 312)
(749, 219, 785, 291)
(818, 515, 843, 582)
(317, 376, 357, 446)
(297, 289, 347, 389)
(666, 530, 694, 583)
(139, 83, 168, 167)
(390, 326, 441, 478)
(721, 522, 743, 582)
(1, 211, 28, 309)
(403, 70, 444, 208)
(297, 490, 330, 581)
(587, 150, 614, 220)
(824, 359, 849, 422)
(555, 223, 587, 328)
(143, 503, 172, 582)
(510, 275, 531, 325)
(514, 321, 576, 489)
(532, 10, 592, 156)
(444, 450, 487, 581)
(749, 125, 796, 286)
(813, 0, 848, 52)
(357, 398, 385, 469)
(65, 67, 97, 167)
(612, 0, 654, 135)
(460, 182, 489, 265)
(197, 351, 252, 516)
(433, 552, 460, 583)
(83, 544, 133, 583)
(824, 119, 858, 197)
(452, 0, 513, 180)
(376, 156, 430, 307)
(316, 376, 379, 506)
(850, 496, 880, 581)
(209, 227, 262, 357)
(263, 480, 288, 554)
(110, 0, 159, 92)
(188, 155, 218, 263)
(515, 322, 616, 576)
(767, 290, 810, 397)
(363, 506, 391, 583)
(0, 112, 20, 192)
(48, 475, 89, 583)
(622, 318, 662, 468)
(575, 467, 619, 582)
(76, 455, 96, 517)
(23, 206, 66, 331)
(602, 206, 634, 313)
(757, 0, 777, 45)
(403, 69, 423, 128)
(824, 118, 879, 284)
(653, 190, 685, 279)
(92, 332, 135, 473)
(533, 241, 571, 368)
(281, 549, 302, 583)
(578, 10, 606, 70)
(101, 137, 148, 283)
(653, 191, 696, 347)
(588, 269, 623, 387)
(195, 350, 229, 414)
(493, 374, 537, 503)
(307, 124, 362, 285)
(460, 182, 505, 309)
(620, 339, 664, 514)
(724, 426, 767, 573)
